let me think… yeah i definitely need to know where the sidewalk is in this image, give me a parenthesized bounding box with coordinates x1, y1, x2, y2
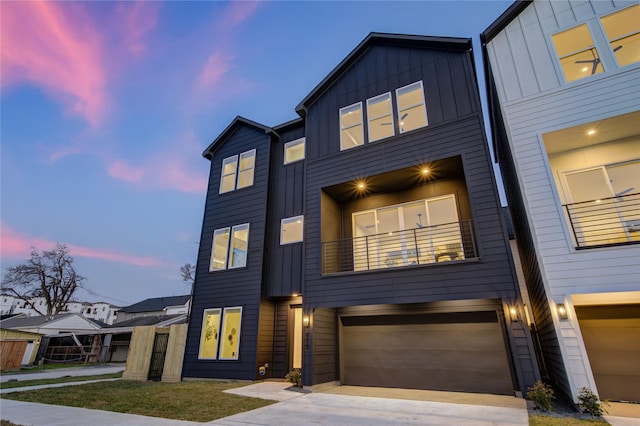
(0, 363, 125, 383)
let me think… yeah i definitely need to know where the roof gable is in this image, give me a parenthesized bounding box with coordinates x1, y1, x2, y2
(0, 313, 100, 331)
(295, 32, 472, 116)
(203, 116, 276, 160)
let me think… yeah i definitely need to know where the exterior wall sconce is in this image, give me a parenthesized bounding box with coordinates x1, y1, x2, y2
(557, 303, 568, 320)
(509, 306, 519, 322)
(303, 316, 310, 328)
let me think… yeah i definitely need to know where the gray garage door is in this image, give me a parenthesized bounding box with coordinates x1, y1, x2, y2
(341, 311, 514, 395)
(575, 304, 640, 402)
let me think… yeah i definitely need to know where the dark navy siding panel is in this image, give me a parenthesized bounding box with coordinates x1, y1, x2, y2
(183, 125, 271, 380)
(264, 124, 305, 298)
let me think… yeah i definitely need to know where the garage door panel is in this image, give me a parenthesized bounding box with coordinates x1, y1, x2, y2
(341, 313, 513, 395)
(575, 305, 640, 402)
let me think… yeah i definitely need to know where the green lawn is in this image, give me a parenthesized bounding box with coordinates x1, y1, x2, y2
(0, 372, 123, 389)
(529, 414, 609, 425)
(1, 380, 275, 422)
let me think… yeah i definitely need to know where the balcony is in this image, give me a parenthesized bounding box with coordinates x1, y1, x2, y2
(322, 219, 477, 274)
(564, 193, 640, 249)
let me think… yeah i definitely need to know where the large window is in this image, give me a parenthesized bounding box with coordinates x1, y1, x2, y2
(552, 24, 603, 82)
(340, 102, 364, 150)
(219, 149, 256, 193)
(198, 308, 221, 359)
(281, 215, 304, 244)
(198, 307, 243, 361)
(209, 223, 250, 271)
(600, 4, 640, 68)
(396, 81, 428, 133)
(367, 92, 394, 142)
(284, 138, 305, 164)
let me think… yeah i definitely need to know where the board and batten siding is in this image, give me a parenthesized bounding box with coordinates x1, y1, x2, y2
(265, 123, 305, 298)
(485, 0, 640, 401)
(183, 125, 272, 380)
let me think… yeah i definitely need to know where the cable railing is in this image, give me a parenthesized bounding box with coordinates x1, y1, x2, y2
(564, 192, 640, 249)
(322, 219, 477, 274)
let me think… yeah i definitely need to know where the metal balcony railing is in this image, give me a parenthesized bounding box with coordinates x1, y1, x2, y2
(564, 193, 640, 249)
(322, 219, 477, 274)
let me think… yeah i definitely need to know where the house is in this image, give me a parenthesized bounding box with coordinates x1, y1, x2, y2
(114, 295, 190, 324)
(182, 32, 540, 397)
(481, 0, 639, 403)
(0, 294, 119, 325)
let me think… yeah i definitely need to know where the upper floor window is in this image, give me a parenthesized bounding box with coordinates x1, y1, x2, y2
(281, 215, 304, 244)
(396, 81, 428, 133)
(340, 102, 364, 150)
(552, 24, 603, 82)
(210, 223, 250, 271)
(284, 138, 305, 164)
(219, 149, 256, 194)
(600, 4, 640, 68)
(367, 92, 394, 142)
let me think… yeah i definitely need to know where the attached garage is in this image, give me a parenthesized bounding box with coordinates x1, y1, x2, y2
(340, 311, 514, 395)
(575, 304, 640, 403)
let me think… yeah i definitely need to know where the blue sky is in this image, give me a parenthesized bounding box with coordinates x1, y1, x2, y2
(1, 0, 512, 306)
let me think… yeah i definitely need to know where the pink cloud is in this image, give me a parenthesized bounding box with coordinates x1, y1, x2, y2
(106, 132, 207, 193)
(198, 50, 234, 88)
(1, 223, 167, 268)
(1, 1, 108, 126)
(113, 2, 158, 55)
(108, 160, 145, 183)
(225, 1, 262, 27)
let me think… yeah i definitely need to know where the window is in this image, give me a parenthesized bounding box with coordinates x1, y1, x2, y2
(284, 138, 305, 164)
(219, 307, 242, 360)
(340, 102, 364, 150)
(281, 215, 304, 244)
(198, 308, 221, 359)
(552, 24, 603, 82)
(219, 149, 255, 193)
(600, 5, 640, 68)
(209, 223, 249, 271)
(396, 81, 428, 133)
(237, 150, 256, 189)
(367, 92, 394, 142)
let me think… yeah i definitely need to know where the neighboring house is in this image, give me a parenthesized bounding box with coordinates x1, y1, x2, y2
(481, 0, 639, 403)
(0, 295, 119, 325)
(114, 295, 190, 324)
(182, 32, 540, 397)
(0, 328, 43, 370)
(0, 313, 102, 335)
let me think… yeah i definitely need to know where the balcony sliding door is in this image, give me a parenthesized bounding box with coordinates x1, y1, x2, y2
(352, 194, 462, 271)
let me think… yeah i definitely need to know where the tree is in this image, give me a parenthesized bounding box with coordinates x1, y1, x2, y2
(1, 243, 85, 316)
(180, 263, 195, 285)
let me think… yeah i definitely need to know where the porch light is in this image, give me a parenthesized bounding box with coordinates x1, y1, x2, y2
(557, 303, 568, 320)
(421, 168, 430, 175)
(509, 306, 519, 322)
(587, 129, 596, 136)
(303, 316, 310, 328)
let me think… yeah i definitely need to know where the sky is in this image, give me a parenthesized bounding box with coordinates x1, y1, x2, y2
(1, 0, 512, 307)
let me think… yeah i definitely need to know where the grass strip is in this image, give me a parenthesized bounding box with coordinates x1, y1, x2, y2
(529, 414, 609, 425)
(0, 380, 274, 422)
(0, 372, 123, 389)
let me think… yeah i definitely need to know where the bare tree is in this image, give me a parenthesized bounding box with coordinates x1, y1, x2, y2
(180, 263, 196, 285)
(2, 243, 85, 316)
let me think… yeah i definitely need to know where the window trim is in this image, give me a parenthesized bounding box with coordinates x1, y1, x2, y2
(219, 155, 238, 194)
(366, 92, 395, 143)
(551, 23, 603, 83)
(236, 149, 256, 189)
(395, 81, 428, 134)
(198, 308, 222, 360)
(209, 223, 250, 271)
(284, 138, 306, 165)
(219, 306, 243, 361)
(280, 215, 304, 245)
(339, 102, 364, 151)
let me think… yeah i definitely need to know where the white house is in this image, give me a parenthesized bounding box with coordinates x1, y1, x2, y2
(482, 0, 639, 403)
(0, 295, 119, 325)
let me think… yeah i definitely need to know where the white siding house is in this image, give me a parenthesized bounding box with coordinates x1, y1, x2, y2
(482, 0, 639, 403)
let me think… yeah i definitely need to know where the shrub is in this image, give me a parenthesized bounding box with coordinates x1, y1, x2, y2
(578, 387, 608, 417)
(527, 381, 555, 411)
(285, 369, 302, 387)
